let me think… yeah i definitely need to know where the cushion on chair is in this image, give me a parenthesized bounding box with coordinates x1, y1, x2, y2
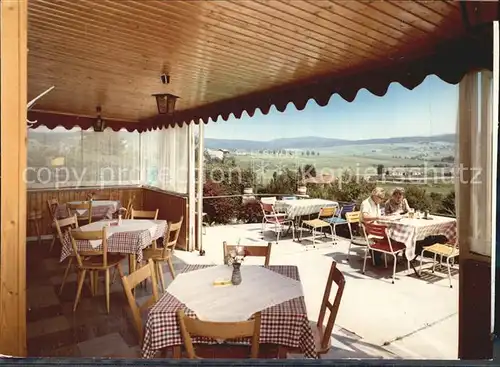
(324, 217, 347, 224)
(370, 240, 405, 253)
(303, 219, 331, 228)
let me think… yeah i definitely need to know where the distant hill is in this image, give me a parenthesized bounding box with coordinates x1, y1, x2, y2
(204, 134, 455, 151)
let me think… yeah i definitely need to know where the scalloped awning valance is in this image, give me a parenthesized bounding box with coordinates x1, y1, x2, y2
(27, 1, 498, 132)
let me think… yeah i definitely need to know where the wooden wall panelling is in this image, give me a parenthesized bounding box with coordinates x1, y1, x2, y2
(142, 188, 188, 251)
(27, 187, 143, 237)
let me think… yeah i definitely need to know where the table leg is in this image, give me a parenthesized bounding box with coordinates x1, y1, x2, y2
(172, 345, 181, 359)
(128, 254, 136, 274)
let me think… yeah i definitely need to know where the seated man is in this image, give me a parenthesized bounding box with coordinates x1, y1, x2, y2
(360, 187, 386, 265)
(384, 187, 411, 215)
(360, 187, 385, 223)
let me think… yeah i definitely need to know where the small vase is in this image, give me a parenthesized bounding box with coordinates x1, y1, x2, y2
(231, 262, 242, 285)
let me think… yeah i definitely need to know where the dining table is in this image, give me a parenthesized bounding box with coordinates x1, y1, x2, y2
(59, 218, 167, 273)
(142, 264, 318, 359)
(377, 214, 457, 275)
(56, 200, 121, 220)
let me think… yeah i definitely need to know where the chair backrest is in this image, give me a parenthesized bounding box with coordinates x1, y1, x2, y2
(54, 215, 79, 241)
(47, 198, 59, 221)
(69, 227, 108, 267)
(121, 259, 159, 343)
(317, 261, 345, 352)
(339, 203, 356, 217)
(177, 309, 261, 359)
(223, 242, 272, 266)
(131, 209, 159, 220)
(345, 211, 360, 224)
(261, 196, 277, 205)
(161, 217, 183, 255)
(363, 221, 387, 239)
(318, 206, 337, 219)
(124, 195, 135, 219)
(260, 201, 275, 215)
(345, 211, 361, 239)
(67, 201, 93, 224)
(281, 196, 296, 201)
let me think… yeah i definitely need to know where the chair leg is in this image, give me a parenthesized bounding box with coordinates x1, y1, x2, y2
(347, 241, 352, 261)
(391, 254, 397, 284)
(157, 262, 166, 291)
(362, 247, 369, 274)
(59, 257, 73, 295)
(384, 254, 388, 268)
(446, 256, 453, 288)
(89, 271, 95, 296)
(74, 269, 87, 312)
(93, 271, 99, 295)
(49, 233, 57, 253)
(432, 253, 437, 272)
(419, 249, 425, 271)
(166, 256, 176, 280)
(105, 269, 110, 314)
(111, 267, 118, 284)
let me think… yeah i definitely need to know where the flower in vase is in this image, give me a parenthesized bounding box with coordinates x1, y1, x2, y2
(226, 245, 247, 266)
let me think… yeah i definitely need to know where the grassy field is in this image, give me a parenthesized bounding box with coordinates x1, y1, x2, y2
(378, 182, 454, 195)
(229, 141, 455, 195)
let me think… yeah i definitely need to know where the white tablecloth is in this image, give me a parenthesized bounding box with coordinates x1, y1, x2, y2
(167, 265, 304, 322)
(79, 219, 159, 248)
(378, 215, 457, 259)
(275, 198, 338, 218)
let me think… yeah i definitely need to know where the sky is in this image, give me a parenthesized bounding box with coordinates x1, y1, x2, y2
(204, 75, 458, 141)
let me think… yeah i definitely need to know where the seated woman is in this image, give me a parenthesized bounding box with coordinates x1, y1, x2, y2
(385, 187, 411, 215)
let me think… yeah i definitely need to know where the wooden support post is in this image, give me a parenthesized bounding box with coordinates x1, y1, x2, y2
(0, 0, 28, 357)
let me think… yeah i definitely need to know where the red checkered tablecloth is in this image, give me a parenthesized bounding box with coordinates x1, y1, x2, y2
(384, 216, 457, 260)
(56, 200, 120, 220)
(142, 264, 318, 359)
(59, 219, 167, 263)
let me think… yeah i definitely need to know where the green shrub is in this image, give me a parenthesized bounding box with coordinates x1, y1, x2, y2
(237, 200, 263, 223)
(203, 180, 238, 224)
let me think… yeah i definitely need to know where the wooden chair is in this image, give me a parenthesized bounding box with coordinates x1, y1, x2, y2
(123, 195, 135, 219)
(419, 241, 459, 288)
(311, 261, 345, 355)
(362, 221, 408, 284)
(47, 198, 60, 252)
(69, 227, 126, 313)
(284, 261, 345, 359)
(54, 215, 79, 295)
(121, 259, 159, 343)
(177, 309, 262, 359)
(131, 209, 159, 220)
(345, 211, 369, 261)
(28, 209, 43, 246)
(67, 201, 93, 225)
(223, 242, 272, 266)
(142, 217, 183, 291)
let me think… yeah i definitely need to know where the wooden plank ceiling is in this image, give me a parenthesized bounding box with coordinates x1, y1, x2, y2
(26, 0, 498, 130)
